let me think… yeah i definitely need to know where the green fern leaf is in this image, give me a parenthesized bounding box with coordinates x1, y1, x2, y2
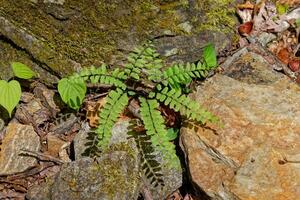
(125, 41, 163, 81)
(96, 89, 129, 149)
(154, 87, 218, 124)
(139, 97, 179, 167)
(162, 61, 213, 89)
(67, 65, 127, 90)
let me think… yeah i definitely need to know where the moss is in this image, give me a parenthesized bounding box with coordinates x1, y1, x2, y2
(92, 142, 140, 198)
(0, 0, 236, 75)
(0, 0, 185, 69)
(193, 0, 236, 34)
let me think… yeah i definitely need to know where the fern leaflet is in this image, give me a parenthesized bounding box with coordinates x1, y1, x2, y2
(162, 61, 211, 89)
(128, 123, 165, 188)
(96, 88, 129, 149)
(125, 42, 163, 81)
(149, 86, 218, 124)
(68, 64, 127, 89)
(139, 97, 179, 167)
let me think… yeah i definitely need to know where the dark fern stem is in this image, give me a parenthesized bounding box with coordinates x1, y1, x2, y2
(128, 120, 165, 188)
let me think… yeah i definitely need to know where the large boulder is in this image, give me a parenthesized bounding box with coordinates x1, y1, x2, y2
(27, 120, 182, 200)
(0, 0, 236, 82)
(180, 50, 300, 199)
(74, 121, 182, 200)
(27, 154, 140, 200)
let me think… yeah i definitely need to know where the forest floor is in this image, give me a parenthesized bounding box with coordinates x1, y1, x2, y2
(0, 1, 300, 200)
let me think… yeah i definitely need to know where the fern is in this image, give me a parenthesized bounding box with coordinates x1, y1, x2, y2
(58, 42, 218, 170)
(161, 61, 210, 89)
(69, 64, 127, 89)
(139, 97, 178, 167)
(128, 122, 165, 188)
(124, 41, 163, 81)
(150, 86, 218, 124)
(96, 88, 129, 149)
(83, 128, 102, 157)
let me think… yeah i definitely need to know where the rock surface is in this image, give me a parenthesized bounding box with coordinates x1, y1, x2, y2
(27, 153, 140, 200)
(74, 121, 182, 200)
(180, 50, 300, 199)
(0, 0, 236, 80)
(0, 122, 41, 175)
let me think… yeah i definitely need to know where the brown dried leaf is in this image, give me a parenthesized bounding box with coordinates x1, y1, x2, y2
(277, 48, 291, 64)
(85, 98, 106, 128)
(237, 0, 255, 9)
(238, 21, 253, 36)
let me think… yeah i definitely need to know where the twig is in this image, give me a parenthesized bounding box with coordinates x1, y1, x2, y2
(20, 149, 65, 165)
(85, 92, 109, 101)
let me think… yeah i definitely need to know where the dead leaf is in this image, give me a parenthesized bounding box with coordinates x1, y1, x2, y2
(237, 0, 255, 10)
(277, 48, 291, 64)
(85, 98, 106, 127)
(238, 21, 253, 36)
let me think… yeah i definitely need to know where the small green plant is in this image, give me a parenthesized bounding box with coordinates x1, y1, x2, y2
(58, 41, 218, 168)
(0, 62, 36, 117)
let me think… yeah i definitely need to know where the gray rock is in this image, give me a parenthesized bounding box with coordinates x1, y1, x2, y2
(74, 121, 182, 200)
(0, 122, 41, 175)
(0, 39, 59, 83)
(257, 32, 276, 47)
(0, 0, 236, 80)
(27, 153, 140, 200)
(180, 51, 300, 199)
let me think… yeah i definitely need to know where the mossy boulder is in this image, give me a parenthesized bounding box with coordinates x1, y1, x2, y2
(0, 0, 236, 82)
(73, 121, 182, 200)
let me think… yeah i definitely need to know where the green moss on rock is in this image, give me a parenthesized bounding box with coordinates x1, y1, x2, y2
(193, 0, 236, 33)
(0, 0, 236, 77)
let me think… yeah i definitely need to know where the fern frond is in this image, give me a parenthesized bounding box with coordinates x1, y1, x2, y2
(128, 124, 165, 188)
(83, 128, 102, 157)
(96, 88, 129, 149)
(139, 97, 178, 167)
(149, 87, 218, 124)
(69, 64, 127, 89)
(124, 42, 163, 81)
(162, 61, 212, 89)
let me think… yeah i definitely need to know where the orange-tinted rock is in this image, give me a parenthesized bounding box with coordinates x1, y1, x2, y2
(181, 52, 300, 199)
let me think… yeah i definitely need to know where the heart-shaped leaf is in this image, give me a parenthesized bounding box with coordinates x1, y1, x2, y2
(58, 78, 86, 110)
(0, 80, 21, 117)
(11, 62, 36, 79)
(203, 43, 217, 68)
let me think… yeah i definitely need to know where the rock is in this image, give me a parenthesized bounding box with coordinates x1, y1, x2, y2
(74, 121, 182, 200)
(27, 152, 140, 200)
(15, 97, 52, 127)
(0, 0, 236, 79)
(46, 135, 70, 162)
(73, 122, 91, 160)
(0, 122, 41, 175)
(0, 39, 59, 83)
(33, 82, 60, 116)
(180, 51, 300, 199)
